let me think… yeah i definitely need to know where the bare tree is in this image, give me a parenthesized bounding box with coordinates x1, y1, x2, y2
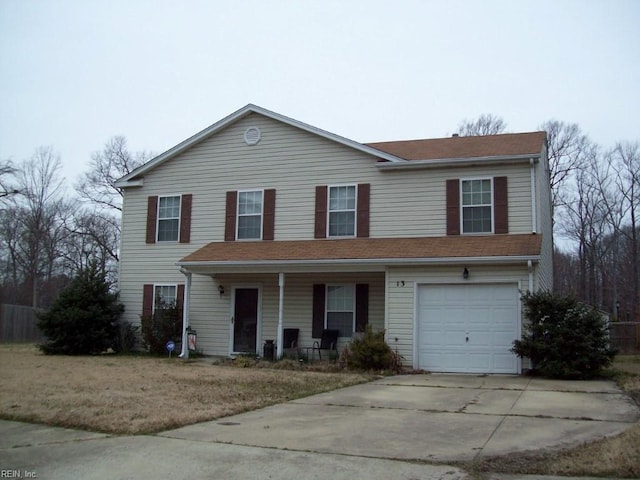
(0, 160, 19, 200)
(457, 114, 507, 136)
(75, 136, 151, 212)
(611, 141, 640, 320)
(560, 146, 610, 306)
(6, 147, 69, 307)
(539, 120, 591, 215)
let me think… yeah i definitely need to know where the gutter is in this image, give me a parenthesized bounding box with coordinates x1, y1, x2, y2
(376, 153, 540, 171)
(176, 255, 541, 269)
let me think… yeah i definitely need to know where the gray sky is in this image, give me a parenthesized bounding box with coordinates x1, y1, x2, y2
(1, 0, 639, 184)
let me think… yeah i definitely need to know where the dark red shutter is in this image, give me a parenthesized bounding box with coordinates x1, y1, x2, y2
(312, 284, 326, 338)
(179, 194, 192, 243)
(494, 176, 509, 234)
(176, 284, 185, 312)
(142, 284, 154, 318)
(314, 186, 327, 239)
(355, 284, 369, 332)
(225, 191, 237, 241)
(146, 196, 158, 244)
(356, 183, 370, 238)
(446, 179, 460, 236)
(263, 189, 276, 240)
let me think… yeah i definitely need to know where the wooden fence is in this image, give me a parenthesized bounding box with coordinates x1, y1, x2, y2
(0, 304, 45, 342)
(610, 322, 640, 354)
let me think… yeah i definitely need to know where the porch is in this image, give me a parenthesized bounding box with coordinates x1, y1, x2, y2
(178, 270, 386, 359)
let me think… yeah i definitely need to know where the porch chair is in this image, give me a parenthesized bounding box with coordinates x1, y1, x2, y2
(308, 329, 339, 362)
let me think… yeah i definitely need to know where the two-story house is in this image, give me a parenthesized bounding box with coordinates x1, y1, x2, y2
(115, 104, 552, 374)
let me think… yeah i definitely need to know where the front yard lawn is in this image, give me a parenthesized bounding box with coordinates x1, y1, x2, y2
(0, 344, 373, 434)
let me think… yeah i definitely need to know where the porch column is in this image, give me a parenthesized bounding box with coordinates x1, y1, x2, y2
(179, 268, 192, 359)
(276, 272, 285, 359)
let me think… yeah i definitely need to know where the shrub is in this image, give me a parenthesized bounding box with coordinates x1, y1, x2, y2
(140, 301, 182, 355)
(37, 264, 124, 355)
(347, 326, 398, 371)
(512, 291, 616, 379)
(113, 321, 139, 354)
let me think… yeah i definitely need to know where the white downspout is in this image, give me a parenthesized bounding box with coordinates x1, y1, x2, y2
(276, 272, 284, 359)
(179, 268, 192, 359)
(530, 158, 537, 234)
(528, 260, 534, 293)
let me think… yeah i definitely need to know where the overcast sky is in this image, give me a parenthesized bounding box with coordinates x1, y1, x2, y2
(1, 0, 639, 184)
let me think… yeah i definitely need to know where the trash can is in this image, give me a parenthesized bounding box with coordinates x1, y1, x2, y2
(263, 339, 275, 361)
(186, 327, 197, 352)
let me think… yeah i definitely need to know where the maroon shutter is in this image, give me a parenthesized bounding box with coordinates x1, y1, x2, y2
(179, 194, 192, 243)
(263, 189, 276, 240)
(356, 183, 370, 238)
(446, 179, 460, 236)
(225, 191, 238, 241)
(146, 196, 158, 244)
(142, 284, 154, 318)
(494, 176, 508, 234)
(176, 284, 185, 312)
(314, 186, 327, 239)
(355, 284, 369, 332)
(312, 284, 326, 338)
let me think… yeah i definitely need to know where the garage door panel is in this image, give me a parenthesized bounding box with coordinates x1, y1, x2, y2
(417, 283, 519, 374)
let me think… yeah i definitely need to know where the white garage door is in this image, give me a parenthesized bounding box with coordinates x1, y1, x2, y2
(417, 283, 520, 374)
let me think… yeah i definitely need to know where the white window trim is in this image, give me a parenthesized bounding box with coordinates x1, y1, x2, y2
(325, 283, 356, 337)
(156, 194, 182, 242)
(460, 177, 495, 235)
(152, 283, 178, 313)
(236, 189, 264, 241)
(326, 184, 358, 238)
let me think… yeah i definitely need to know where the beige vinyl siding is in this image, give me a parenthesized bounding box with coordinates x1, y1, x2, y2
(535, 147, 554, 292)
(386, 265, 530, 367)
(373, 165, 532, 237)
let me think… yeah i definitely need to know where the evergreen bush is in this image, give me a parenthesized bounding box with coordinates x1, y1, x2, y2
(347, 326, 395, 371)
(512, 291, 616, 379)
(37, 264, 124, 355)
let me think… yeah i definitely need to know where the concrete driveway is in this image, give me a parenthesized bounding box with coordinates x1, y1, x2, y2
(160, 374, 639, 462)
(1, 374, 638, 480)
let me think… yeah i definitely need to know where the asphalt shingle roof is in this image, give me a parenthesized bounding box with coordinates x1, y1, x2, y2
(179, 234, 542, 264)
(367, 131, 546, 161)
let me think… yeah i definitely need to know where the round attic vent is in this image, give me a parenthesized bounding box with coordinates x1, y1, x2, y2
(244, 126, 261, 145)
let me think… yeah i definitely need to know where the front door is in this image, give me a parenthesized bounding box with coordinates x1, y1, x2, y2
(232, 287, 259, 354)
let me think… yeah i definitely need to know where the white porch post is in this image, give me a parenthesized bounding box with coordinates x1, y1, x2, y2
(276, 272, 285, 359)
(179, 268, 192, 359)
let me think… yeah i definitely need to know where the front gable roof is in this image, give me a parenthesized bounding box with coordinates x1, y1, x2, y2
(115, 104, 407, 187)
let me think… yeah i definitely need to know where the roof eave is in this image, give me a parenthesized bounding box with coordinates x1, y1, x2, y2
(376, 153, 541, 171)
(176, 254, 541, 273)
(116, 104, 407, 186)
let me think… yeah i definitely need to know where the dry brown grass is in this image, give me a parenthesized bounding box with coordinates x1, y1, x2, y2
(0, 344, 373, 434)
(470, 354, 640, 478)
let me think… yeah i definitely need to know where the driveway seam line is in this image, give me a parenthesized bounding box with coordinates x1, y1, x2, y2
(472, 376, 532, 461)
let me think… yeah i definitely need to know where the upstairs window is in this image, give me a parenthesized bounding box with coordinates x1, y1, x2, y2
(461, 179, 493, 234)
(237, 190, 263, 240)
(157, 196, 181, 241)
(328, 185, 356, 237)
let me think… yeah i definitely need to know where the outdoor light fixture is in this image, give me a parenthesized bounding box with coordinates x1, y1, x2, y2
(218, 285, 225, 296)
(463, 267, 469, 280)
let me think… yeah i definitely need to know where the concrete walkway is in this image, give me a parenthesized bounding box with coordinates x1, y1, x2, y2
(1, 374, 638, 480)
